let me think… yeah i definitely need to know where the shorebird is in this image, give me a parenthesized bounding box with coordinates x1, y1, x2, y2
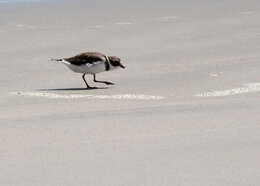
(51, 52, 125, 89)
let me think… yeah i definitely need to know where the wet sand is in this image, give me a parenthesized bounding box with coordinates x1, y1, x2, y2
(1, 0, 260, 185)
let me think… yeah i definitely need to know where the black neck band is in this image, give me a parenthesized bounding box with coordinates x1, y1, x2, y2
(104, 56, 110, 71)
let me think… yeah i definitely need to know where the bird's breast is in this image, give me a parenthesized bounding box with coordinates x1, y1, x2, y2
(64, 61, 106, 74)
(85, 62, 106, 74)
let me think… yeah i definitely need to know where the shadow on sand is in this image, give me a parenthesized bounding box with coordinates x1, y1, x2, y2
(37, 87, 109, 91)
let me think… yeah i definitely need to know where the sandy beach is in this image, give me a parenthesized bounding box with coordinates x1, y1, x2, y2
(1, 0, 260, 185)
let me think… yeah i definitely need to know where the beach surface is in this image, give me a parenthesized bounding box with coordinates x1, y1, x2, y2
(1, 0, 260, 185)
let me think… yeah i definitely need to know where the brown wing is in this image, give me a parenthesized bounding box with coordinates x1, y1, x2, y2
(65, 52, 106, 65)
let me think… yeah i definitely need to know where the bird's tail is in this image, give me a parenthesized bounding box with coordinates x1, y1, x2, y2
(50, 58, 63, 62)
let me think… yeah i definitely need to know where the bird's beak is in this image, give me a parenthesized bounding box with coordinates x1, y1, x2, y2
(120, 64, 125, 69)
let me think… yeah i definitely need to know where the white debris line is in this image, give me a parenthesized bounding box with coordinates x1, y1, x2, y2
(115, 22, 133, 25)
(88, 25, 105, 29)
(195, 83, 260, 97)
(157, 16, 178, 22)
(240, 11, 254, 15)
(209, 73, 218, 77)
(10, 92, 165, 100)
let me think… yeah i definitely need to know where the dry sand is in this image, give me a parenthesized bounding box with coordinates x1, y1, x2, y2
(1, 0, 260, 185)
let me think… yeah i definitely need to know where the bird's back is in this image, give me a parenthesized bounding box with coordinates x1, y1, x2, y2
(64, 52, 106, 65)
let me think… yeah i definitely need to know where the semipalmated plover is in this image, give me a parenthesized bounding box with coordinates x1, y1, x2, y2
(52, 52, 125, 89)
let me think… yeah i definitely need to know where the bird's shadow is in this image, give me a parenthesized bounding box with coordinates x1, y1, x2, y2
(38, 87, 109, 91)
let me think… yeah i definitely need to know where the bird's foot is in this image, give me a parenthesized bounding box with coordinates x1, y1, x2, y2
(105, 81, 115, 85)
(86, 86, 98, 89)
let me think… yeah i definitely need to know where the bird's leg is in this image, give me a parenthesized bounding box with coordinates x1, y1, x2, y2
(82, 73, 96, 89)
(93, 74, 114, 85)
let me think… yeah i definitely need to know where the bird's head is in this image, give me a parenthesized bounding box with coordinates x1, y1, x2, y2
(108, 56, 125, 69)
